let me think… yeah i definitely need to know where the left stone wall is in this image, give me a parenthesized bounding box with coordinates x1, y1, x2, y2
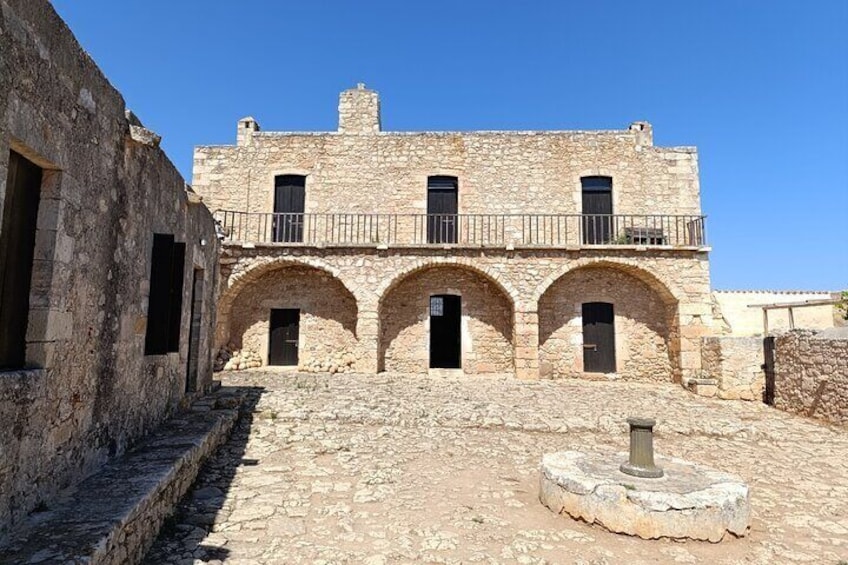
(0, 0, 219, 533)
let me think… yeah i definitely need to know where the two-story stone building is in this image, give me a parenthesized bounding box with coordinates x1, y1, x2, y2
(194, 84, 714, 382)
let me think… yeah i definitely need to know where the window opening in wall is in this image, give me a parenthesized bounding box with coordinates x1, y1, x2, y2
(185, 268, 204, 392)
(582, 302, 616, 373)
(145, 233, 186, 355)
(0, 151, 43, 370)
(581, 176, 613, 244)
(429, 294, 461, 368)
(273, 175, 305, 243)
(269, 308, 299, 366)
(427, 176, 458, 244)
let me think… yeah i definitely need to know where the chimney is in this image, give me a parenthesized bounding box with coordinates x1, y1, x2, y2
(629, 121, 653, 147)
(338, 83, 381, 134)
(237, 116, 260, 146)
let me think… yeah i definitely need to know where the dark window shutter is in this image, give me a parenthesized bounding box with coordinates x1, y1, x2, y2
(167, 242, 186, 352)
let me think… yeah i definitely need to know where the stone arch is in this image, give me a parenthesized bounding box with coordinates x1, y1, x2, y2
(536, 260, 680, 382)
(216, 257, 360, 371)
(377, 262, 516, 375)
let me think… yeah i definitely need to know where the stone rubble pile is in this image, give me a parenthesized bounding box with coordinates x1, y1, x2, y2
(302, 352, 356, 374)
(214, 345, 262, 372)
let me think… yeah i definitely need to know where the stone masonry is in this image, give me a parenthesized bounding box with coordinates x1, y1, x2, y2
(196, 85, 714, 383)
(0, 0, 219, 534)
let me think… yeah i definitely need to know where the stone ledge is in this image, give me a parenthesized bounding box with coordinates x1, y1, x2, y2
(0, 391, 242, 565)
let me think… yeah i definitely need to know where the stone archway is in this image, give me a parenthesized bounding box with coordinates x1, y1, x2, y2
(377, 263, 515, 374)
(537, 262, 680, 382)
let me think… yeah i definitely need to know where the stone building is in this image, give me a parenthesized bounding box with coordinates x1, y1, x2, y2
(195, 84, 714, 382)
(0, 0, 219, 533)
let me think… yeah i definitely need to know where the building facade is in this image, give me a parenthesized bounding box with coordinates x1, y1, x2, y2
(0, 0, 219, 533)
(195, 84, 714, 382)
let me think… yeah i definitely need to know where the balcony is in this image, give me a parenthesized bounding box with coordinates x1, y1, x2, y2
(214, 210, 707, 249)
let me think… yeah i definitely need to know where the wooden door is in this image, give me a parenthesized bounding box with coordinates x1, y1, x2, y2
(269, 308, 299, 366)
(185, 269, 204, 392)
(0, 151, 42, 369)
(762, 336, 776, 405)
(429, 295, 461, 368)
(581, 176, 612, 244)
(427, 176, 457, 244)
(273, 175, 305, 242)
(582, 302, 616, 373)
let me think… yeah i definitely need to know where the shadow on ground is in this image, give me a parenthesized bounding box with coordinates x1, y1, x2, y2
(142, 385, 264, 564)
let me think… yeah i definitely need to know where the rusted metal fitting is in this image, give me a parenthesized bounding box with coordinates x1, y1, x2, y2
(620, 417, 664, 479)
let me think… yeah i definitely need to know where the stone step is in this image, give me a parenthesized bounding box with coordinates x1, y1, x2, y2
(0, 390, 242, 565)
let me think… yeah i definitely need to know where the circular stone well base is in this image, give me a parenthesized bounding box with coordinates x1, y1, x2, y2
(539, 451, 751, 542)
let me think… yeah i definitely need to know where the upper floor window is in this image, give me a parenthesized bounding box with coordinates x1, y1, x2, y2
(427, 176, 458, 244)
(581, 176, 612, 244)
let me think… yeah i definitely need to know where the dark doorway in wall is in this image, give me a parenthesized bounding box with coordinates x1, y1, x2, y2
(429, 294, 461, 369)
(581, 176, 612, 244)
(145, 234, 186, 355)
(582, 302, 616, 373)
(269, 308, 299, 366)
(273, 175, 305, 243)
(185, 268, 204, 392)
(0, 151, 43, 370)
(427, 176, 458, 244)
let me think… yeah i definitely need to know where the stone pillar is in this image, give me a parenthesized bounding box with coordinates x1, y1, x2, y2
(514, 310, 540, 380)
(338, 84, 381, 134)
(356, 309, 380, 373)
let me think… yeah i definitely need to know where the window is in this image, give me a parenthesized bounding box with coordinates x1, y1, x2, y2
(144, 233, 185, 355)
(0, 151, 43, 369)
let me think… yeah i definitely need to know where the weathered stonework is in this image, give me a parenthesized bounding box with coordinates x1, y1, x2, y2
(774, 329, 848, 425)
(0, 0, 219, 534)
(712, 290, 840, 336)
(699, 336, 765, 400)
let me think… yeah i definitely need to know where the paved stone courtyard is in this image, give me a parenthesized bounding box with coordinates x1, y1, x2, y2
(144, 371, 848, 564)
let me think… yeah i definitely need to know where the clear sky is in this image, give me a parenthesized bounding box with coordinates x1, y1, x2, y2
(51, 1, 848, 291)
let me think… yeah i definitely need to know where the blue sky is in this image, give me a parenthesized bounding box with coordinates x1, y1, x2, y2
(51, 1, 847, 291)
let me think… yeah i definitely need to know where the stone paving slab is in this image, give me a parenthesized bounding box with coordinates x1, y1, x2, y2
(144, 372, 848, 564)
(0, 391, 242, 565)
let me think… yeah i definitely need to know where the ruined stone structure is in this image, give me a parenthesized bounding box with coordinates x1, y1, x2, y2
(713, 290, 841, 336)
(195, 84, 714, 382)
(0, 0, 219, 534)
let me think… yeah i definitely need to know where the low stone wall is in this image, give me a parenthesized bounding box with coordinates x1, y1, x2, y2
(699, 337, 765, 400)
(774, 329, 848, 425)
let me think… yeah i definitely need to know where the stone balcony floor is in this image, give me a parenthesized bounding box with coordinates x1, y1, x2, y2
(144, 371, 848, 564)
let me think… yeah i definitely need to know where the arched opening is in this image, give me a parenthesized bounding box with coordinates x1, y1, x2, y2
(378, 264, 514, 374)
(538, 263, 679, 382)
(221, 264, 358, 372)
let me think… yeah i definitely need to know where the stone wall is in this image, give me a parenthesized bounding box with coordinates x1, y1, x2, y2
(774, 329, 848, 425)
(0, 0, 219, 533)
(713, 290, 840, 336)
(699, 337, 765, 400)
(539, 266, 674, 382)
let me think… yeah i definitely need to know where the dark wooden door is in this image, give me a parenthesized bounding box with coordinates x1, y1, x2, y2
(185, 269, 204, 392)
(273, 175, 305, 242)
(269, 308, 299, 366)
(427, 176, 458, 244)
(430, 295, 461, 368)
(762, 336, 776, 405)
(581, 177, 612, 244)
(0, 151, 42, 369)
(582, 302, 615, 373)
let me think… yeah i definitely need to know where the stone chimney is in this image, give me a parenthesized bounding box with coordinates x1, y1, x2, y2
(237, 116, 260, 146)
(338, 83, 381, 134)
(629, 121, 653, 147)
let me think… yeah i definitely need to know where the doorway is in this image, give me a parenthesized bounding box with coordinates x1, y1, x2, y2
(269, 308, 299, 366)
(581, 176, 612, 244)
(273, 175, 305, 242)
(185, 268, 204, 392)
(582, 302, 616, 373)
(429, 295, 461, 368)
(427, 176, 458, 244)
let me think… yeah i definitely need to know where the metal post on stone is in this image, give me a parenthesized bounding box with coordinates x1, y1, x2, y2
(620, 417, 664, 478)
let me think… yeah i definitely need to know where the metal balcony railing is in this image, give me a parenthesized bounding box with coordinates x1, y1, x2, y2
(214, 210, 707, 248)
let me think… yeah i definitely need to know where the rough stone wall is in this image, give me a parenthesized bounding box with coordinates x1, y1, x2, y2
(700, 337, 765, 400)
(228, 266, 359, 371)
(713, 291, 838, 336)
(193, 89, 701, 221)
(379, 266, 514, 374)
(774, 329, 848, 425)
(215, 247, 713, 381)
(0, 0, 219, 533)
(538, 267, 674, 381)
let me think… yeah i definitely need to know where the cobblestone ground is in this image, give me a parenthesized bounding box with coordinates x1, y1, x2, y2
(145, 371, 848, 565)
